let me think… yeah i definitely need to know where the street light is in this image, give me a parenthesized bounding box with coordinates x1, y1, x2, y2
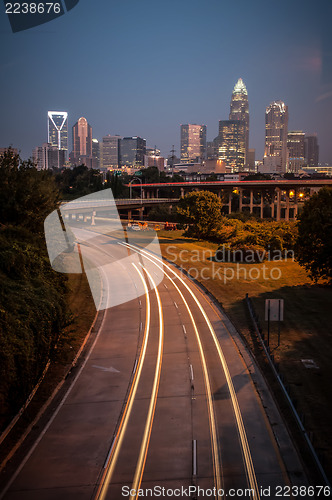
(129, 177, 143, 202)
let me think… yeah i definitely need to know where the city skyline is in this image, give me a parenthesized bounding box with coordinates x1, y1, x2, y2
(1, 0, 332, 163)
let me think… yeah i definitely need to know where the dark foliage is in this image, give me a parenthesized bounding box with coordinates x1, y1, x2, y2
(296, 187, 332, 282)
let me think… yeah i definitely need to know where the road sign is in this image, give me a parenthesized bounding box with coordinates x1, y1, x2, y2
(265, 299, 284, 321)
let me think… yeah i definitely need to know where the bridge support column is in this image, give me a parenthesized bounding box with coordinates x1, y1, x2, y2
(180, 188, 184, 198)
(260, 191, 264, 218)
(285, 191, 290, 221)
(239, 188, 243, 212)
(138, 207, 144, 220)
(249, 189, 254, 213)
(228, 191, 232, 214)
(127, 209, 132, 220)
(276, 188, 281, 221)
(142, 188, 145, 199)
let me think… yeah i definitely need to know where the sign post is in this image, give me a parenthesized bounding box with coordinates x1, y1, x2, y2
(265, 299, 284, 347)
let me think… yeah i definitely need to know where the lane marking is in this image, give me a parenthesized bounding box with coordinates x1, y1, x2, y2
(192, 439, 197, 477)
(190, 364, 194, 382)
(92, 365, 120, 373)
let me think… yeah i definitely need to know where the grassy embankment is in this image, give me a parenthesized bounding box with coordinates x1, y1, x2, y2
(157, 229, 332, 481)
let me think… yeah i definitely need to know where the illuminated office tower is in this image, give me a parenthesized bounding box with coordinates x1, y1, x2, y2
(72, 117, 92, 164)
(92, 139, 100, 169)
(217, 120, 246, 171)
(287, 131, 305, 173)
(120, 137, 146, 168)
(304, 134, 319, 167)
(102, 135, 122, 169)
(264, 101, 288, 172)
(47, 111, 68, 161)
(229, 78, 249, 167)
(180, 124, 206, 163)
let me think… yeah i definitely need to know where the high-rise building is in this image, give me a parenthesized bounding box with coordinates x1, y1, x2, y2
(304, 134, 319, 167)
(264, 101, 288, 173)
(248, 149, 256, 171)
(47, 111, 68, 162)
(102, 135, 122, 169)
(92, 139, 100, 169)
(180, 124, 206, 163)
(120, 137, 146, 168)
(216, 120, 246, 171)
(229, 78, 249, 167)
(71, 117, 92, 163)
(206, 141, 217, 160)
(33, 143, 66, 170)
(144, 148, 166, 171)
(287, 131, 305, 173)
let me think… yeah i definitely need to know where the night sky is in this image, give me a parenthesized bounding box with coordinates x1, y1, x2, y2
(1, 0, 332, 163)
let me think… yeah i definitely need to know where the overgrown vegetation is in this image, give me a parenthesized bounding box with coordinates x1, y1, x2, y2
(215, 217, 297, 261)
(296, 187, 332, 283)
(0, 150, 70, 430)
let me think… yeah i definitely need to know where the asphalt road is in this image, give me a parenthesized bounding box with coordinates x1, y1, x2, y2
(0, 227, 307, 500)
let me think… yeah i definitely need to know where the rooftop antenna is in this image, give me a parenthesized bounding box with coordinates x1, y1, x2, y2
(170, 145, 176, 177)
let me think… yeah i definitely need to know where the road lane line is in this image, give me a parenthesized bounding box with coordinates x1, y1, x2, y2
(95, 263, 151, 500)
(190, 364, 194, 382)
(130, 267, 164, 499)
(192, 439, 197, 477)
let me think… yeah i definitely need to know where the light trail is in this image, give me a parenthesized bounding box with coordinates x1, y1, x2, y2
(121, 241, 261, 500)
(130, 267, 164, 499)
(120, 242, 223, 499)
(94, 263, 151, 500)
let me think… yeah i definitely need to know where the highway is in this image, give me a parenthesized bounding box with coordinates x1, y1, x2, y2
(0, 228, 306, 499)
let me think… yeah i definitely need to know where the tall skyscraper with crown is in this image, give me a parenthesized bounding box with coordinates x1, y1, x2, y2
(229, 78, 249, 167)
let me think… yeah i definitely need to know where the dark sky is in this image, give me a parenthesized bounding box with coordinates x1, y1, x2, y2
(1, 0, 332, 163)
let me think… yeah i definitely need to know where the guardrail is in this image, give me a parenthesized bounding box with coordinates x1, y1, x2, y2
(245, 293, 330, 487)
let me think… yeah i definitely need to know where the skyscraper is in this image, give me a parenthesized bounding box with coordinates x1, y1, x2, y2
(32, 143, 66, 170)
(216, 120, 246, 171)
(287, 131, 305, 173)
(92, 139, 100, 169)
(47, 111, 68, 161)
(120, 137, 146, 168)
(102, 135, 122, 169)
(304, 134, 319, 167)
(229, 78, 249, 167)
(72, 117, 92, 159)
(180, 124, 206, 163)
(264, 101, 288, 172)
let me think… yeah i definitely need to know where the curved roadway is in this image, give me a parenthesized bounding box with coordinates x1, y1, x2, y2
(0, 229, 306, 500)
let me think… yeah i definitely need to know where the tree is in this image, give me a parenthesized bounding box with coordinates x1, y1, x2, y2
(295, 187, 332, 283)
(55, 164, 103, 199)
(177, 190, 223, 239)
(0, 149, 59, 232)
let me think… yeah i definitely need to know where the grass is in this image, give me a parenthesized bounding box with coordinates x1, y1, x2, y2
(157, 230, 332, 482)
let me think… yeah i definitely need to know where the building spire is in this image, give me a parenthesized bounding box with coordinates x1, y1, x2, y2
(233, 78, 247, 95)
